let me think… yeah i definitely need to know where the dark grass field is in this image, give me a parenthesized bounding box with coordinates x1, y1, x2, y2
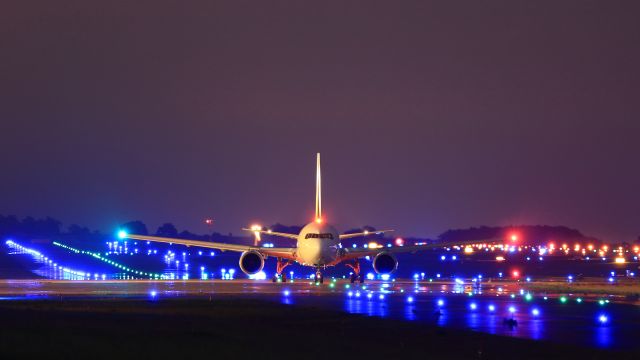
(0, 298, 637, 359)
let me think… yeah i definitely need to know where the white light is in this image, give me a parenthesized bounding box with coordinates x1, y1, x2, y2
(598, 314, 609, 324)
(488, 305, 495, 312)
(366, 273, 375, 280)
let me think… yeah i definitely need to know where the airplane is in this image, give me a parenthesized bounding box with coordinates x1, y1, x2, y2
(119, 153, 505, 283)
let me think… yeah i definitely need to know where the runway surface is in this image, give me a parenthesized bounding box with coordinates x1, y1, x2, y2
(1, 278, 638, 350)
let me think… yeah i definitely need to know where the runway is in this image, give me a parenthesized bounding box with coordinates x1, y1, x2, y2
(1, 278, 638, 350)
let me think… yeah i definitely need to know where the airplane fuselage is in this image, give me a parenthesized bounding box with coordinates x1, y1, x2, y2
(295, 221, 341, 266)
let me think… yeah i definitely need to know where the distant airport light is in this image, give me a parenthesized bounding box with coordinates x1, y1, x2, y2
(531, 308, 540, 316)
(395, 238, 404, 246)
(614, 257, 626, 264)
(469, 302, 477, 310)
(488, 304, 496, 312)
(117, 230, 127, 239)
(205, 218, 214, 225)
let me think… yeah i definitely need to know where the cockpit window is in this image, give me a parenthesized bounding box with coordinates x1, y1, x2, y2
(305, 233, 334, 239)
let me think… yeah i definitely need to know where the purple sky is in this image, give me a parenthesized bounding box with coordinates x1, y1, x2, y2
(1, 1, 639, 241)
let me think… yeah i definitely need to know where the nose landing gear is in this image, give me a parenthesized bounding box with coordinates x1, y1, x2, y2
(314, 268, 324, 284)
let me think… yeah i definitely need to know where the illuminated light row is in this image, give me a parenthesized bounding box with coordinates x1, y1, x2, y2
(53, 242, 165, 279)
(6, 240, 101, 280)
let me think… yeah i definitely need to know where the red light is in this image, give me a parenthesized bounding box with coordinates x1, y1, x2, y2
(510, 234, 518, 242)
(204, 219, 214, 225)
(512, 270, 520, 278)
(395, 238, 404, 246)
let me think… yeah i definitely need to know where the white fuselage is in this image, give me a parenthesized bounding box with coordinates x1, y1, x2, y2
(295, 222, 340, 266)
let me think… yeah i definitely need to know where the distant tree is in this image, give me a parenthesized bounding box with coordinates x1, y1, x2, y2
(120, 221, 148, 235)
(68, 224, 91, 237)
(178, 230, 207, 240)
(156, 223, 178, 237)
(0, 215, 20, 236)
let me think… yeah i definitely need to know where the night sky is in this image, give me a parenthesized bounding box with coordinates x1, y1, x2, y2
(1, 1, 639, 241)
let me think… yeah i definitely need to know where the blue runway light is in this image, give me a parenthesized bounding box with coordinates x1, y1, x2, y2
(150, 290, 157, 297)
(508, 306, 516, 314)
(407, 296, 414, 303)
(437, 299, 444, 307)
(488, 304, 496, 312)
(531, 308, 540, 316)
(598, 314, 609, 324)
(469, 302, 477, 310)
(283, 290, 290, 297)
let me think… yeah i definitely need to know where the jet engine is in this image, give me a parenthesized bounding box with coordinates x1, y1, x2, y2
(239, 250, 265, 275)
(372, 252, 398, 274)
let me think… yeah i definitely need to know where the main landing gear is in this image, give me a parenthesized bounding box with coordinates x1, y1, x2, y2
(346, 260, 364, 284)
(272, 257, 292, 283)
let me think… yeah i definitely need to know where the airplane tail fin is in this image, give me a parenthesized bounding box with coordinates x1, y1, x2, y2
(315, 153, 322, 222)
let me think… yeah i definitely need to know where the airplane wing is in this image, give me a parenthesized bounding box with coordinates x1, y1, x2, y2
(340, 237, 503, 260)
(339, 229, 394, 240)
(241, 228, 299, 240)
(124, 234, 297, 260)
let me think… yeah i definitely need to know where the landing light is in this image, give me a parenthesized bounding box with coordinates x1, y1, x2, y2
(117, 230, 127, 239)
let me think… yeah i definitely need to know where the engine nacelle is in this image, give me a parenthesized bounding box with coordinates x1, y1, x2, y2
(239, 250, 265, 275)
(372, 252, 398, 274)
